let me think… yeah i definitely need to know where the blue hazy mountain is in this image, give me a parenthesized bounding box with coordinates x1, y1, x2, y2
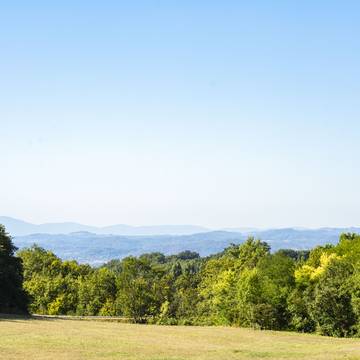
(13, 231, 246, 265)
(2, 217, 359, 265)
(8, 225, 360, 266)
(0, 216, 209, 236)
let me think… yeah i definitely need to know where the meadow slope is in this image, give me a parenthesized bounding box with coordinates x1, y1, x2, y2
(0, 317, 359, 360)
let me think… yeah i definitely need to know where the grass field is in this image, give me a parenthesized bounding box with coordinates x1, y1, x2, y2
(0, 317, 359, 360)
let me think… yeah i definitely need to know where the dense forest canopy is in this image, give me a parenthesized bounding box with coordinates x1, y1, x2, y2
(1, 224, 360, 337)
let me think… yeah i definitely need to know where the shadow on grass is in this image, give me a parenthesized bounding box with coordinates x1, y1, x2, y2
(0, 313, 33, 321)
(0, 313, 133, 323)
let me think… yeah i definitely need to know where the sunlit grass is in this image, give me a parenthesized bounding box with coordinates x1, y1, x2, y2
(0, 317, 359, 360)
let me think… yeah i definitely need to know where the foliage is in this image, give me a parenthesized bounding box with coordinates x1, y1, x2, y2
(0, 225, 28, 313)
(3, 222, 360, 337)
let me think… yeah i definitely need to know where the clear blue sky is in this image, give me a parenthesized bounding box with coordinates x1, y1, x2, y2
(1, 1, 360, 228)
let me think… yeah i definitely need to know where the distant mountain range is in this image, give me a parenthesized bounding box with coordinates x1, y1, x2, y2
(2, 216, 359, 265)
(0, 216, 209, 236)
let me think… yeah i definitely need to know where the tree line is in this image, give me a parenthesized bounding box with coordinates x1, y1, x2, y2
(1, 224, 360, 337)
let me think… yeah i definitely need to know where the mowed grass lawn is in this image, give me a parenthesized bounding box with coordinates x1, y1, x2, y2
(0, 317, 359, 360)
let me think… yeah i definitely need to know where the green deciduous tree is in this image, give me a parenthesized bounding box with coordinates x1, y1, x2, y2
(0, 225, 28, 313)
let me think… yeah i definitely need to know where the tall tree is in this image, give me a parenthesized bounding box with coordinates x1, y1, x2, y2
(0, 224, 28, 313)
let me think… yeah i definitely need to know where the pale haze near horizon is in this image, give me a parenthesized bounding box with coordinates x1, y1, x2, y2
(1, 2, 360, 229)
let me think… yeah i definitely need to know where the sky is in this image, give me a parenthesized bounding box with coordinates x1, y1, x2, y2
(1, 1, 360, 229)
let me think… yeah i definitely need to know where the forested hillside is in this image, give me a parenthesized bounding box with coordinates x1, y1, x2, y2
(1, 224, 360, 337)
